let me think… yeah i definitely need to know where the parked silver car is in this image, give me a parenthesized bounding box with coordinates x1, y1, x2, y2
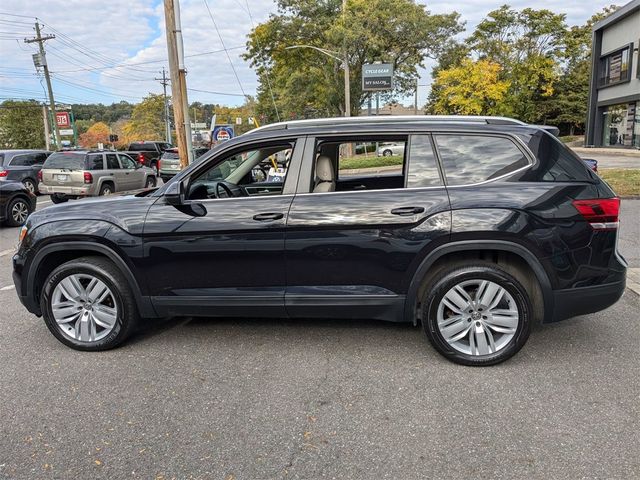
(377, 142, 405, 157)
(39, 150, 156, 203)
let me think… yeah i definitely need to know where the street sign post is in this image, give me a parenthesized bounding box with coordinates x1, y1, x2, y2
(362, 63, 393, 91)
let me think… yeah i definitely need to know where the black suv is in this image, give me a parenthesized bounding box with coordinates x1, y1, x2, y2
(12, 116, 626, 365)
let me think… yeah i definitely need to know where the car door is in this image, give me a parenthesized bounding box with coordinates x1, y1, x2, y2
(6, 153, 35, 184)
(141, 137, 304, 318)
(105, 153, 126, 191)
(118, 154, 142, 189)
(284, 133, 451, 321)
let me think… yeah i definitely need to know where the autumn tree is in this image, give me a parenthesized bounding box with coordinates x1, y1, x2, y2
(79, 122, 110, 148)
(0, 100, 45, 149)
(428, 59, 510, 115)
(244, 0, 463, 121)
(123, 94, 166, 140)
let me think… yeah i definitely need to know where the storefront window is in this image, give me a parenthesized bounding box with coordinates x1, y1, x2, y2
(633, 103, 640, 148)
(602, 105, 628, 146)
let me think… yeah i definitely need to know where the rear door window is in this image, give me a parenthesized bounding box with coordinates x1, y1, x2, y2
(106, 154, 120, 169)
(407, 135, 442, 187)
(118, 154, 136, 169)
(435, 135, 529, 185)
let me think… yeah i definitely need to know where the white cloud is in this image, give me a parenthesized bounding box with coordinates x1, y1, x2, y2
(0, 0, 622, 109)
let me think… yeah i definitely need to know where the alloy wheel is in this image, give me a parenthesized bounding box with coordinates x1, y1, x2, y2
(51, 273, 118, 343)
(11, 200, 29, 224)
(436, 279, 519, 356)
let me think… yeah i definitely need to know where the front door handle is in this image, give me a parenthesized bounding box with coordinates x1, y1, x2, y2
(253, 212, 284, 221)
(390, 206, 425, 216)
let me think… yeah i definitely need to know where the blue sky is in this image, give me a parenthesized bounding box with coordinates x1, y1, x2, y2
(0, 0, 621, 109)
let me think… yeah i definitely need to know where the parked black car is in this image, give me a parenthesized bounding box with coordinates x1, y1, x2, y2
(122, 141, 173, 175)
(1, 181, 37, 227)
(0, 150, 51, 194)
(12, 116, 626, 365)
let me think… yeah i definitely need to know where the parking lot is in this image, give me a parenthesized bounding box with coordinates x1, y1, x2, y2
(1, 197, 639, 479)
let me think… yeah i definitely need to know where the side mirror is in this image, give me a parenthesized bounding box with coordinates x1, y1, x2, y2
(164, 180, 185, 206)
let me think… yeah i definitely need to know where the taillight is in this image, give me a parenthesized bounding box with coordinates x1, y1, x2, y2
(84, 172, 93, 184)
(157, 159, 161, 171)
(572, 198, 620, 230)
(0, 170, 7, 178)
(137, 153, 144, 163)
(37, 170, 43, 182)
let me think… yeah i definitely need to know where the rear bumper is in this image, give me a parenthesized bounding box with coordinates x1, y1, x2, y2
(548, 278, 626, 323)
(38, 183, 92, 196)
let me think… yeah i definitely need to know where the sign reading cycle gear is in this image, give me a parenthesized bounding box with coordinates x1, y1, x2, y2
(362, 63, 393, 91)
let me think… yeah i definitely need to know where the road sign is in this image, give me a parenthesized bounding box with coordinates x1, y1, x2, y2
(212, 125, 234, 142)
(59, 129, 74, 136)
(235, 117, 242, 125)
(56, 112, 70, 128)
(362, 63, 393, 91)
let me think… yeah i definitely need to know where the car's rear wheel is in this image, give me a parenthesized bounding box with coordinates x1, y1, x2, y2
(22, 178, 36, 195)
(40, 257, 139, 351)
(50, 193, 68, 204)
(6, 197, 31, 227)
(99, 183, 113, 196)
(420, 263, 532, 366)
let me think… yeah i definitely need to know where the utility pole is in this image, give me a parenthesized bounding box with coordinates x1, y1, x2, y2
(342, 0, 350, 118)
(26, 23, 60, 149)
(164, 0, 193, 168)
(42, 105, 51, 150)
(155, 67, 172, 144)
(414, 78, 418, 115)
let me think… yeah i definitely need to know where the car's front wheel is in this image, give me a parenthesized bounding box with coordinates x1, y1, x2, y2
(382, 149, 393, 157)
(145, 176, 156, 188)
(5, 197, 31, 227)
(40, 257, 139, 351)
(421, 263, 532, 366)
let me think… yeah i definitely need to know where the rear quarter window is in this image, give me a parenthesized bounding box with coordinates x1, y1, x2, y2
(435, 134, 529, 185)
(43, 152, 86, 170)
(525, 131, 596, 182)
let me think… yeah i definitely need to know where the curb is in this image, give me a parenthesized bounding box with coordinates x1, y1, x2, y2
(627, 268, 640, 297)
(572, 147, 640, 158)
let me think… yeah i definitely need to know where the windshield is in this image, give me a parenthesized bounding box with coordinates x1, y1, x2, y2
(129, 143, 155, 152)
(43, 152, 86, 170)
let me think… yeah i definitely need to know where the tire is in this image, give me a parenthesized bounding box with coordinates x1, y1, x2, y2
(382, 149, 393, 157)
(420, 263, 532, 366)
(22, 178, 37, 195)
(5, 196, 31, 227)
(99, 183, 114, 196)
(50, 193, 68, 204)
(150, 162, 159, 176)
(145, 176, 156, 188)
(40, 256, 139, 351)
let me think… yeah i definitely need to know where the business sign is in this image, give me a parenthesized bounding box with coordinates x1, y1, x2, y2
(362, 63, 393, 91)
(212, 125, 234, 142)
(59, 129, 74, 136)
(56, 112, 71, 128)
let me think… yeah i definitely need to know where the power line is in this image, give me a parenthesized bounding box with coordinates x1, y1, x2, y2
(202, 0, 248, 100)
(187, 87, 246, 97)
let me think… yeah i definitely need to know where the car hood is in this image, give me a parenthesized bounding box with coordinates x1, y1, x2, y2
(27, 191, 159, 233)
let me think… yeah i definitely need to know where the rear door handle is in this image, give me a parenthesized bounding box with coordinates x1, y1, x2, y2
(253, 212, 284, 221)
(391, 206, 425, 216)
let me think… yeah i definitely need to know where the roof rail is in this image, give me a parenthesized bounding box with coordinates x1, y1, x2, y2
(247, 115, 527, 134)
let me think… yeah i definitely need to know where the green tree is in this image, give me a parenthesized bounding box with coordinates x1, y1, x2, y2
(467, 6, 567, 123)
(0, 100, 46, 149)
(244, 0, 463, 122)
(123, 94, 165, 140)
(544, 6, 619, 134)
(428, 59, 510, 115)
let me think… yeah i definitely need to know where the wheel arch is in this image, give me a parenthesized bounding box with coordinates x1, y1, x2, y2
(27, 241, 156, 318)
(404, 240, 554, 326)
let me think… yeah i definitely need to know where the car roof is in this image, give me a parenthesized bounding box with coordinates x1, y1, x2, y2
(0, 149, 50, 154)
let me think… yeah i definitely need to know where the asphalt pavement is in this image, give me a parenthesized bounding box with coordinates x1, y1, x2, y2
(0, 198, 638, 479)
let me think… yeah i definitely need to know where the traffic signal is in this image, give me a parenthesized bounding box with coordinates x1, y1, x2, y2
(109, 134, 119, 142)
